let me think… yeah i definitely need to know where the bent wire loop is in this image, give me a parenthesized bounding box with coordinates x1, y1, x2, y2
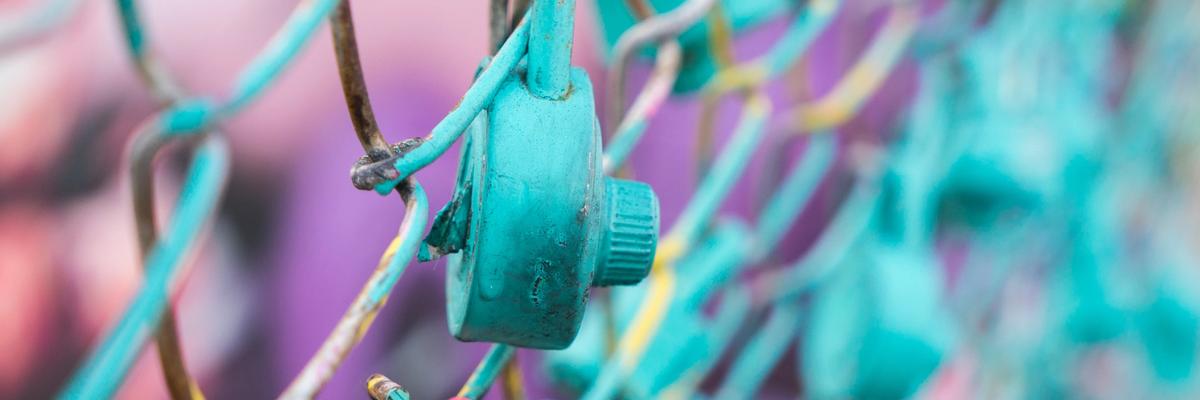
(603, 39, 682, 174)
(601, 0, 717, 174)
(129, 125, 212, 400)
(116, 1, 209, 398)
(60, 131, 231, 400)
(62, 0, 344, 398)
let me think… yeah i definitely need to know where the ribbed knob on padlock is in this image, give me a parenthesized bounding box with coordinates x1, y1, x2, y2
(594, 178, 659, 287)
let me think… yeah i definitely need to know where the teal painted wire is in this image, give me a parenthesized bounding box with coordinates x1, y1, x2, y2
(115, 0, 146, 58)
(604, 0, 835, 180)
(0, 0, 82, 52)
(222, 0, 340, 114)
(116, 0, 341, 120)
(663, 287, 751, 398)
(281, 180, 429, 398)
(369, 185, 427, 304)
(114, 0, 186, 103)
(605, 119, 648, 172)
(670, 95, 772, 246)
(457, 344, 515, 400)
(59, 135, 230, 400)
(694, 181, 877, 399)
(579, 348, 623, 400)
(761, 0, 841, 77)
(603, 39, 681, 174)
(382, 387, 411, 400)
(772, 181, 880, 302)
(714, 301, 803, 399)
(751, 133, 837, 260)
(372, 14, 532, 194)
(582, 95, 773, 398)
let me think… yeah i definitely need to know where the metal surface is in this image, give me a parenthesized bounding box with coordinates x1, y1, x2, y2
(366, 374, 411, 400)
(428, 61, 659, 349)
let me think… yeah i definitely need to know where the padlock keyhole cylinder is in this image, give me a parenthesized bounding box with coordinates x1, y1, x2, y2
(430, 70, 659, 350)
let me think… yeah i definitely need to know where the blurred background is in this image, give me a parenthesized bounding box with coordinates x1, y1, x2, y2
(3, 0, 1200, 398)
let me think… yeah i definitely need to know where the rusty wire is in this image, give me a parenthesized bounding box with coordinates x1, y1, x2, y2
(331, 0, 391, 161)
(490, 0, 510, 53)
(119, 0, 209, 397)
(129, 122, 211, 400)
(323, 3, 534, 399)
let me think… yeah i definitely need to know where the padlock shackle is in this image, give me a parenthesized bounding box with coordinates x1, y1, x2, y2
(528, 0, 576, 99)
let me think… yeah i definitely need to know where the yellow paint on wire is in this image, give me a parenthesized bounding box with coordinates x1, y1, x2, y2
(706, 3, 735, 69)
(614, 236, 683, 373)
(786, 5, 918, 133)
(501, 355, 527, 400)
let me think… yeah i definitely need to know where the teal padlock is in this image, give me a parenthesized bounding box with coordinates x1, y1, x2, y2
(803, 243, 952, 398)
(594, 0, 789, 92)
(424, 1, 660, 350)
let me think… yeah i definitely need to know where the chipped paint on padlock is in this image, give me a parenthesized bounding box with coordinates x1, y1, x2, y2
(424, 58, 660, 349)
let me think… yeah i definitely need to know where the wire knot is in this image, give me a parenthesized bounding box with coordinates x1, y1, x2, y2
(349, 137, 424, 194)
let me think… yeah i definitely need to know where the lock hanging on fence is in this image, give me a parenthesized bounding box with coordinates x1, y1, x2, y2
(423, 1, 661, 350)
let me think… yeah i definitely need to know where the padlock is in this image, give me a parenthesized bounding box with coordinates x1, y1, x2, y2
(803, 243, 953, 398)
(1135, 284, 1200, 382)
(593, 0, 790, 92)
(424, 2, 660, 349)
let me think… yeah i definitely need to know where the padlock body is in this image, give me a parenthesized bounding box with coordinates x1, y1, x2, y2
(803, 244, 950, 398)
(446, 64, 604, 349)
